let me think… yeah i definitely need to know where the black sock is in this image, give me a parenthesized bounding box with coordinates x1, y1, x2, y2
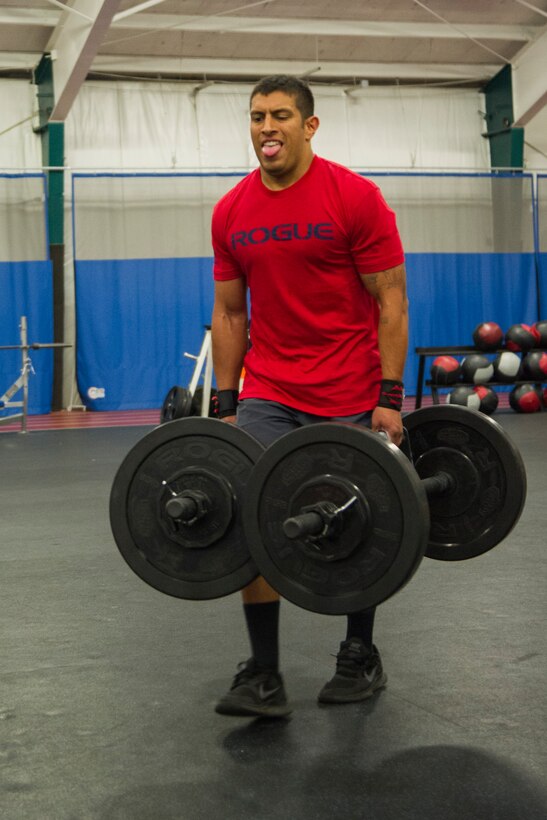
(346, 607, 376, 648)
(243, 601, 280, 671)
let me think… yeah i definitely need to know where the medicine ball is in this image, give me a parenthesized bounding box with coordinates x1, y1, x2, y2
(430, 355, 461, 384)
(474, 386, 499, 415)
(533, 320, 547, 348)
(509, 384, 543, 413)
(446, 385, 479, 410)
(492, 351, 522, 382)
(505, 323, 540, 352)
(472, 321, 503, 351)
(446, 385, 498, 415)
(460, 354, 494, 384)
(522, 351, 547, 381)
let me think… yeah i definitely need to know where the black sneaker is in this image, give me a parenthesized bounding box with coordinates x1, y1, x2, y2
(318, 639, 387, 704)
(215, 659, 292, 718)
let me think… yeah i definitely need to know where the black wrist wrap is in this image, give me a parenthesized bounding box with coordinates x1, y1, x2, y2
(377, 379, 404, 412)
(217, 389, 239, 419)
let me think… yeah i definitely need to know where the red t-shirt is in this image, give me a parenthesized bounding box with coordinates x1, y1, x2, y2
(212, 155, 404, 415)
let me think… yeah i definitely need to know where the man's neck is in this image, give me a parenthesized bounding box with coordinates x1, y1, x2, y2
(260, 153, 315, 191)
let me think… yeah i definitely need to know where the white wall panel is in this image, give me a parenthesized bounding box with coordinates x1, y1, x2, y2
(0, 80, 42, 169)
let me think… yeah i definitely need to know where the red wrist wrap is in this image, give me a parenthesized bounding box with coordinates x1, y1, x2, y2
(377, 379, 404, 412)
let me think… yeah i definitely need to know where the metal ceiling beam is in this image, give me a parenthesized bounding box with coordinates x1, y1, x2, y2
(89, 54, 499, 81)
(104, 14, 536, 40)
(113, 1, 168, 21)
(0, 7, 538, 42)
(512, 27, 547, 125)
(45, 0, 122, 121)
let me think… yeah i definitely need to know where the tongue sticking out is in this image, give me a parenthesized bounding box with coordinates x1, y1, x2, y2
(263, 143, 281, 158)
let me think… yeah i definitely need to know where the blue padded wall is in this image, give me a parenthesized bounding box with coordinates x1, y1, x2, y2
(74, 257, 214, 410)
(0, 260, 54, 415)
(404, 253, 538, 393)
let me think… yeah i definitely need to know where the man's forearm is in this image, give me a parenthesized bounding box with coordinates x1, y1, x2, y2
(377, 305, 408, 382)
(211, 305, 248, 390)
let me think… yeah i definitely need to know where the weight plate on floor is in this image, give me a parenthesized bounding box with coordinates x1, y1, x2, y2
(243, 423, 430, 614)
(160, 385, 193, 424)
(403, 405, 527, 560)
(110, 418, 263, 599)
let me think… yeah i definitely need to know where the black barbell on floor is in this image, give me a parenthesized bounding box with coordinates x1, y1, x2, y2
(109, 406, 527, 614)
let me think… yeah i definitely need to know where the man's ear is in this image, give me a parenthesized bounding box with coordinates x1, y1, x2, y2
(305, 116, 320, 141)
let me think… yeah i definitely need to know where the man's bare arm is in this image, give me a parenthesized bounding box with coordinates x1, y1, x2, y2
(360, 263, 408, 444)
(211, 278, 248, 397)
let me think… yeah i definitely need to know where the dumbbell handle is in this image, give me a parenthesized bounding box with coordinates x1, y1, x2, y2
(165, 490, 210, 523)
(421, 470, 455, 497)
(283, 497, 357, 541)
(166, 496, 199, 520)
(283, 511, 324, 539)
(283, 472, 454, 541)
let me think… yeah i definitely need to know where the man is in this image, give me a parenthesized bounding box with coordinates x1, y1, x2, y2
(211, 75, 408, 718)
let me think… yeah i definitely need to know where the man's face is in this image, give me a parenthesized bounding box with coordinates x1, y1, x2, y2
(249, 90, 319, 188)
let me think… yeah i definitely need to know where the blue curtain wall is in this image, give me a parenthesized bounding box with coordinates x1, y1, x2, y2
(539, 253, 547, 319)
(74, 257, 214, 411)
(404, 252, 538, 395)
(74, 252, 538, 409)
(0, 260, 54, 416)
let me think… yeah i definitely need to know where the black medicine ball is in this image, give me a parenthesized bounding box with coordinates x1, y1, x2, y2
(460, 354, 494, 384)
(522, 351, 547, 381)
(509, 384, 543, 413)
(492, 351, 522, 383)
(447, 385, 498, 415)
(505, 323, 540, 353)
(532, 321, 547, 348)
(474, 386, 499, 415)
(446, 385, 478, 410)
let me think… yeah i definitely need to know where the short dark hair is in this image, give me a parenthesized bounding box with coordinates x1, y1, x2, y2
(250, 75, 315, 120)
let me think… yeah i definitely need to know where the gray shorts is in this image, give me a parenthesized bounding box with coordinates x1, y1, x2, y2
(236, 398, 373, 448)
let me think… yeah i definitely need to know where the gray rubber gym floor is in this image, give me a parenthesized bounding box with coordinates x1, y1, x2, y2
(2, 412, 546, 820)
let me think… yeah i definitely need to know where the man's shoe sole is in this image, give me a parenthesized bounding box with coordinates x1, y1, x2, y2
(317, 672, 387, 704)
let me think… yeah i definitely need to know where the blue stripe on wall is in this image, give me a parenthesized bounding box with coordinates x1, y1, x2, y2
(0, 261, 54, 416)
(74, 253, 539, 410)
(404, 253, 538, 394)
(539, 253, 547, 319)
(74, 257, 214, 410)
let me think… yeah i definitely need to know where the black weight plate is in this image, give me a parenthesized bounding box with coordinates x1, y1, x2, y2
(110, 418, 263, 599)
(244, 423, 430, 615)
(160, 386, 193, 424)
(404, 405, 527, 561)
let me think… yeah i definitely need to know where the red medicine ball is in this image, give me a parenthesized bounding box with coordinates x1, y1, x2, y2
(509, 384, 543, 413)
(430, 355, 461, 384)
(523, 351, 547, 380)
(472, 322, 503, 351)
(505, 323, 540, 353)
